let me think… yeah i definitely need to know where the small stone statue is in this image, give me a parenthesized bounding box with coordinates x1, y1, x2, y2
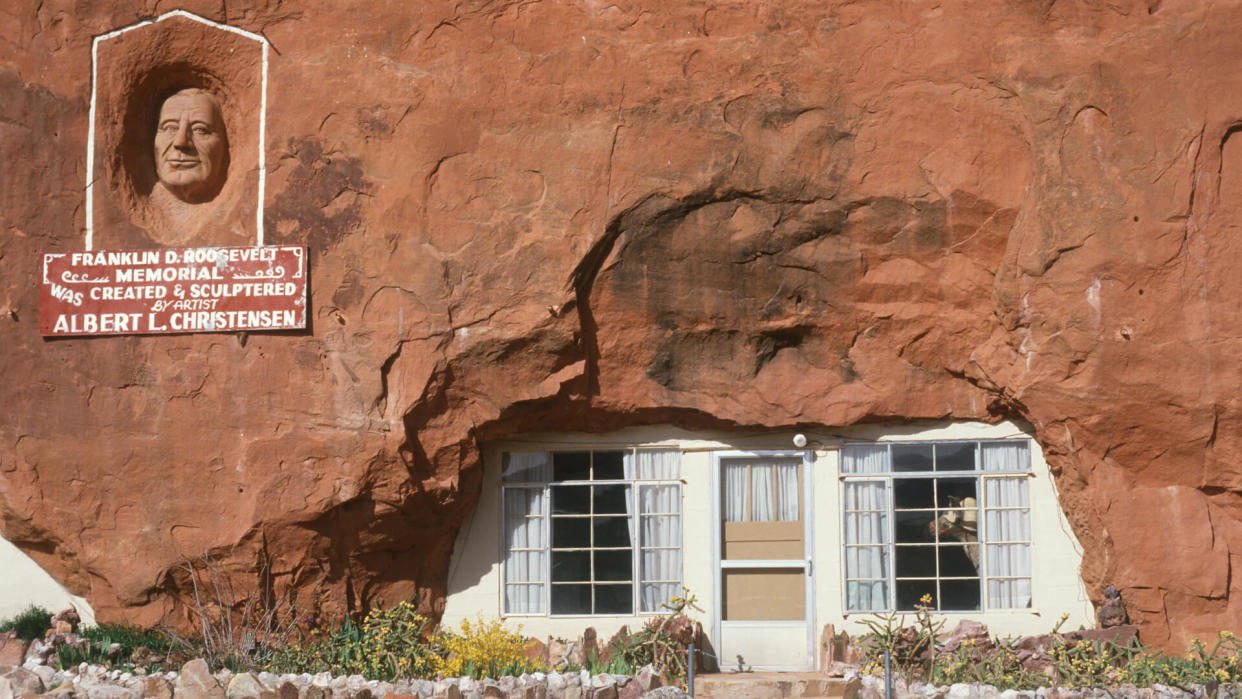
(1097, 584, 1129, 628)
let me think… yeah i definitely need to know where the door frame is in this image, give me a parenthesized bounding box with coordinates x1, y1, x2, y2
(710, 449, 816, 671)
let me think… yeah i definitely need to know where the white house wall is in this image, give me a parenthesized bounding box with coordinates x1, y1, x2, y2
(0, 535, 96, 626)
(442, 421, 1092, 653)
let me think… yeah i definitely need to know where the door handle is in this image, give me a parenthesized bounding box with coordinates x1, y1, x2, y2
(806, 557, 813, 576)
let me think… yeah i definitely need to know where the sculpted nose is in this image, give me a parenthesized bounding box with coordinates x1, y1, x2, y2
(173, 121, 192, 149)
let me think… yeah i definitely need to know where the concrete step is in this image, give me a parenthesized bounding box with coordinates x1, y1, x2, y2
(692, 673, 859, 699)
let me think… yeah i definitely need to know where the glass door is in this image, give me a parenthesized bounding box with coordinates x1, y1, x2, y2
(713, 452, 814, 670)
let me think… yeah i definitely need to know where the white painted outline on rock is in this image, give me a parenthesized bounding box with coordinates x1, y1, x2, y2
(86, 10, 270, 250)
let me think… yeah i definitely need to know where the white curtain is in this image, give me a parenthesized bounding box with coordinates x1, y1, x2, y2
(751, 464, 774, 521)
(981, 441, 1030, 472)
(724, 463, 748, 522)
(843, 445, 889, 474)
(775, 462, 800, 521)
(843, 480, 889, 611)
(503, 452, 550, 482)
(639, 483, 682, 611)
(984, 476, 1032, 608)
(636, 450, 681, 479)
(503, 487, 546, 614)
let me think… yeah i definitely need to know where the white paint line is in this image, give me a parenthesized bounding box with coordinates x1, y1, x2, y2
(257, 39, 268, 246)
(85, 10, 270, 251)
(85, 36, 99, 251)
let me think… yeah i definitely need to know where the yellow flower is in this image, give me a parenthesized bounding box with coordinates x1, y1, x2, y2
(920, 593, 934, 605)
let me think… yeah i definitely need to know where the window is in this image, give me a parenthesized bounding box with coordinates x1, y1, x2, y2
(841, 440, 1032, 613)
(501, 449, 682, 616)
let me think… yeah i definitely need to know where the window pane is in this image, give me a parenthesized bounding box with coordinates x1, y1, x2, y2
(550, 584, 591, 615)
(505, 583, 543, 615)
(502, 452, 549, 482)
(551, 551, 590, 582)
(892, 444, 933, 472)
(505, 550, 544, 582)
(846, 581, 888, 611)
(896, 579, 936, 611)
(641, 582, 679, 612)
(637, 450, 681, 479)
(939, 579, 982, 611)
(593, 451, 626, 479)
(504, 487, 545, 517)
(988, 578, 1032, 609)
(893, 479, 934, 509)
(724, 463, 748, 522)
(552, 520, 590, 548)
(845, 511, 888, 543)
(936, 443, 977, 471)
(938, 545, 980, 576)
(845, 545, 888, 582)
(594, 517, 632, 547)
(895, 545, 935, 577)
(553, 452, 591, 481)
(936, 478, 977, 508)
(981, 441, 1030, 472)
(594, 550, 633, 581)
(593, 484, 630, 514)
(642, 515, 681, 544)
(894, 510, 934, 543)
(842, 445, 889, 474)
(985, 509, 1030, 541)
(595, 584, 633, 614)
(552, 485, 590, 514)
(986, 543, 1032, 579)
(984, 477, 1030, 510)
(639, 484, 679, 513)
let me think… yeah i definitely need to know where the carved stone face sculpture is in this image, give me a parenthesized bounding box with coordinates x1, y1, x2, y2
(153, 88, 228, 203)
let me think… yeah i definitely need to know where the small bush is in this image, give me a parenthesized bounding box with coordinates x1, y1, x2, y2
(0, 605, 53, 641)
(358, 603, 438, 679)
(268, 618, 366, 676)
(56, 623, 174, 670)
(269, 602, 438, 680)
(611, 588, 701, 684)
(854, 609, 1242, 691)
(433, 617, 542, 679)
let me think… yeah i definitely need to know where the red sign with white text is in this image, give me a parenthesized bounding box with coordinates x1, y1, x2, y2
(39, 245, 307, 336)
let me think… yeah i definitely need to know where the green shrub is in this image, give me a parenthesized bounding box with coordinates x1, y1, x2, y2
(0, 605, 52, 641)
(56, 623, 174, 670)
(269, 602, 438, 680)
(931, 637, 1046, 690)
(854, 594, 942, 681)
(854, 609, 1242, 691)
(268, 617, 367, 676)
(611, 588, 701, 685)
(586, 650, 636, 676)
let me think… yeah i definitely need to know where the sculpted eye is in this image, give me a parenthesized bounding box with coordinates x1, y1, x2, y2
(159, 122, 179, 133)
(192, 125, 212, 136)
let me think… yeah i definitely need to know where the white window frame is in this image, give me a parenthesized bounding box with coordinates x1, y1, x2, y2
(500, 448, 683, 617)
(840, 439, 1033, 614)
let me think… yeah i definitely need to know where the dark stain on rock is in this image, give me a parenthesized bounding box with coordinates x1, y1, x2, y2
(647, 328, 746, 392)
(753, 325, 813, 374)
(267, 137, 372, 253)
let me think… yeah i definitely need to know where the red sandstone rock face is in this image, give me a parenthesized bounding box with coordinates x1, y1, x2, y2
(2, 0, 1241, 648)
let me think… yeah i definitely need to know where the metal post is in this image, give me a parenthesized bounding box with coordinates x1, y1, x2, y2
(688, 642, 696, 697)
(884, 649, 892, 699)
